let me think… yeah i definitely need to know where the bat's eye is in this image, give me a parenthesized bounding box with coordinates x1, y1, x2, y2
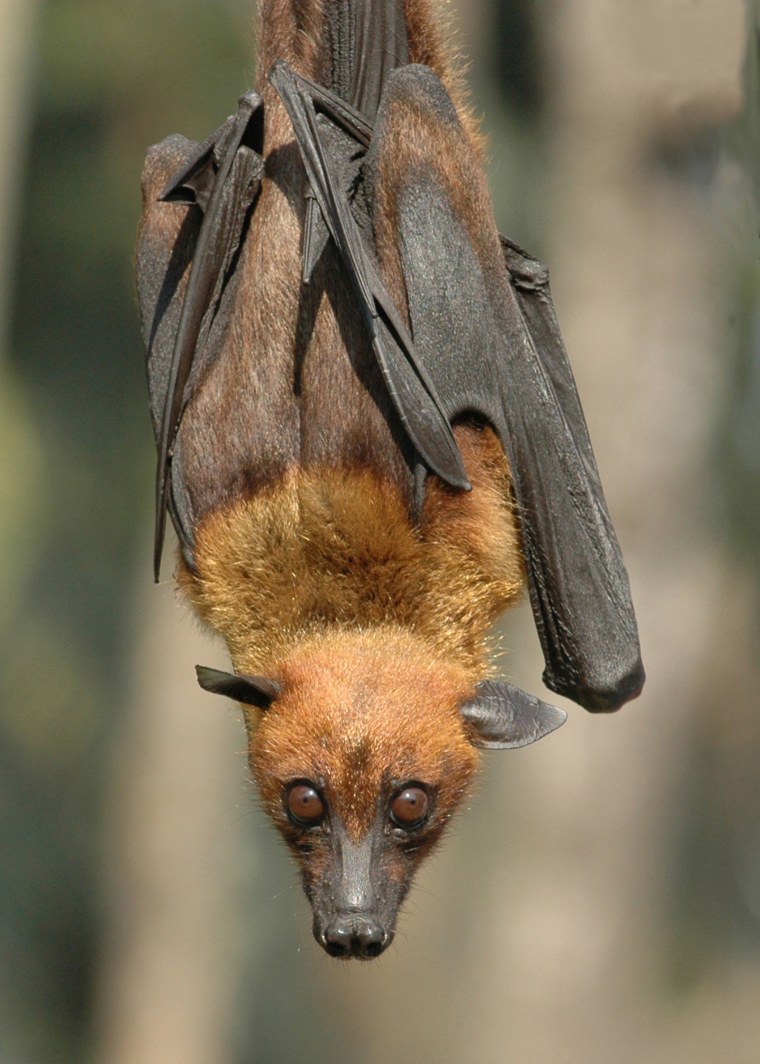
(286, 782, 325, 828)
(389, 785, 430, 830)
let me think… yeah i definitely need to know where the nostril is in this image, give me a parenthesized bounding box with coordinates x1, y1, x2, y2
(323, 922, 353, 957)
(321, 917, 388, 959)
(354, 919, 386, 959)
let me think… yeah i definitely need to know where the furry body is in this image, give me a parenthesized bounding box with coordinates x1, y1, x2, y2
(137, 0, 640, 957)
(141, 0, 483, 531)
(144, 1, 522, 677)
(138, 1, 528, 957)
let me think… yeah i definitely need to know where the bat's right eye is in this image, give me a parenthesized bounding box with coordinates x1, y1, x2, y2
(389, 785, 430, 830)
(285, 782, 326, 828)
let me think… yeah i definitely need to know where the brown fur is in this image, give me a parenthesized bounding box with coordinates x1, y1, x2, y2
(149, 1, 487, 529)
(162, 4, 527, 788)
(180, 419, 525, 860)
(402, 0, 483, 156)
(253, 0, 482, 151)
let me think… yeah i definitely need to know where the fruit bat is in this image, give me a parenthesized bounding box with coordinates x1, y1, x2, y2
(136, 0, 644, 959)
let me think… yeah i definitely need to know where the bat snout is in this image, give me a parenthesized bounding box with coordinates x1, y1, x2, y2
(308, 822, 399, 959)
(318, 913, 391, 959)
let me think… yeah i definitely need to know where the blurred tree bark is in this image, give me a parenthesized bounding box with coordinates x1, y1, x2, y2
(463, 2, 755, 1061)
(94, 574, 243, 1064)
(0, 0, 43, 621)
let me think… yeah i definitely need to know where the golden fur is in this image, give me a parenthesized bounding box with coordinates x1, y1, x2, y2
(180, 425, 524, 844)
(179, 425, 525, 679)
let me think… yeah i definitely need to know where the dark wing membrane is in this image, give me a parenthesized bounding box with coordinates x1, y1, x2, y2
(324, 0, 409, 124)
(136, 133, 203, 563)
(368, 65, 643, 711)
(135, 93, 264, 578)
(269, 61, 469, 491)
(137, 134, 201, 442)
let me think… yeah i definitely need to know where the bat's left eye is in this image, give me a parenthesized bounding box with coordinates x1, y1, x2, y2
(389, 785, 430, 830)
(286, 782, 326, 828)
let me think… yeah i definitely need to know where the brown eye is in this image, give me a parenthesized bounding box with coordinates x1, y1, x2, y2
(286, 782, 325, 827)
(390, 786, 430, 830)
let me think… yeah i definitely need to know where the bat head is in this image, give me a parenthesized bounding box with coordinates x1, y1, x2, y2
(197, 630, 565, 959)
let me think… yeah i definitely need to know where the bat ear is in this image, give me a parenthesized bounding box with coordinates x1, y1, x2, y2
(195, 666, 283, 709)
(460, 680, 567, 749)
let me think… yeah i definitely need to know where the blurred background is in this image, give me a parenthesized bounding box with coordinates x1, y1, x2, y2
(1, 0, 758, 1061)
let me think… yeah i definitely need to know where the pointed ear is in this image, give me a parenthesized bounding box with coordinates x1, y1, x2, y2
(195, 666, 282, 709)
(460, 680, 567, 749)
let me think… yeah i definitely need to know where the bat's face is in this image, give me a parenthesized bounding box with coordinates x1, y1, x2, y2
(196, 629, 566, 958)
(247, 634, 479, 959)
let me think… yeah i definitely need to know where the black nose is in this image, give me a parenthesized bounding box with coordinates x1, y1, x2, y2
(321, 916, 388, 959)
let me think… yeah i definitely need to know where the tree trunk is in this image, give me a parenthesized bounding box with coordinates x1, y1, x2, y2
(93, 572, 243, 1064)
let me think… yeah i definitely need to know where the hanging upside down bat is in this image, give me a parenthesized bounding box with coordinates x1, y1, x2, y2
(136, 0, 644, 959)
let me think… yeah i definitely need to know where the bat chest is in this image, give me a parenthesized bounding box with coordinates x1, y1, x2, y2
(181, 433, 524, 678)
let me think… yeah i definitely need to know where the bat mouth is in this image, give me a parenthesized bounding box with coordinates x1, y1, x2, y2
(315, 912, 394, 960)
